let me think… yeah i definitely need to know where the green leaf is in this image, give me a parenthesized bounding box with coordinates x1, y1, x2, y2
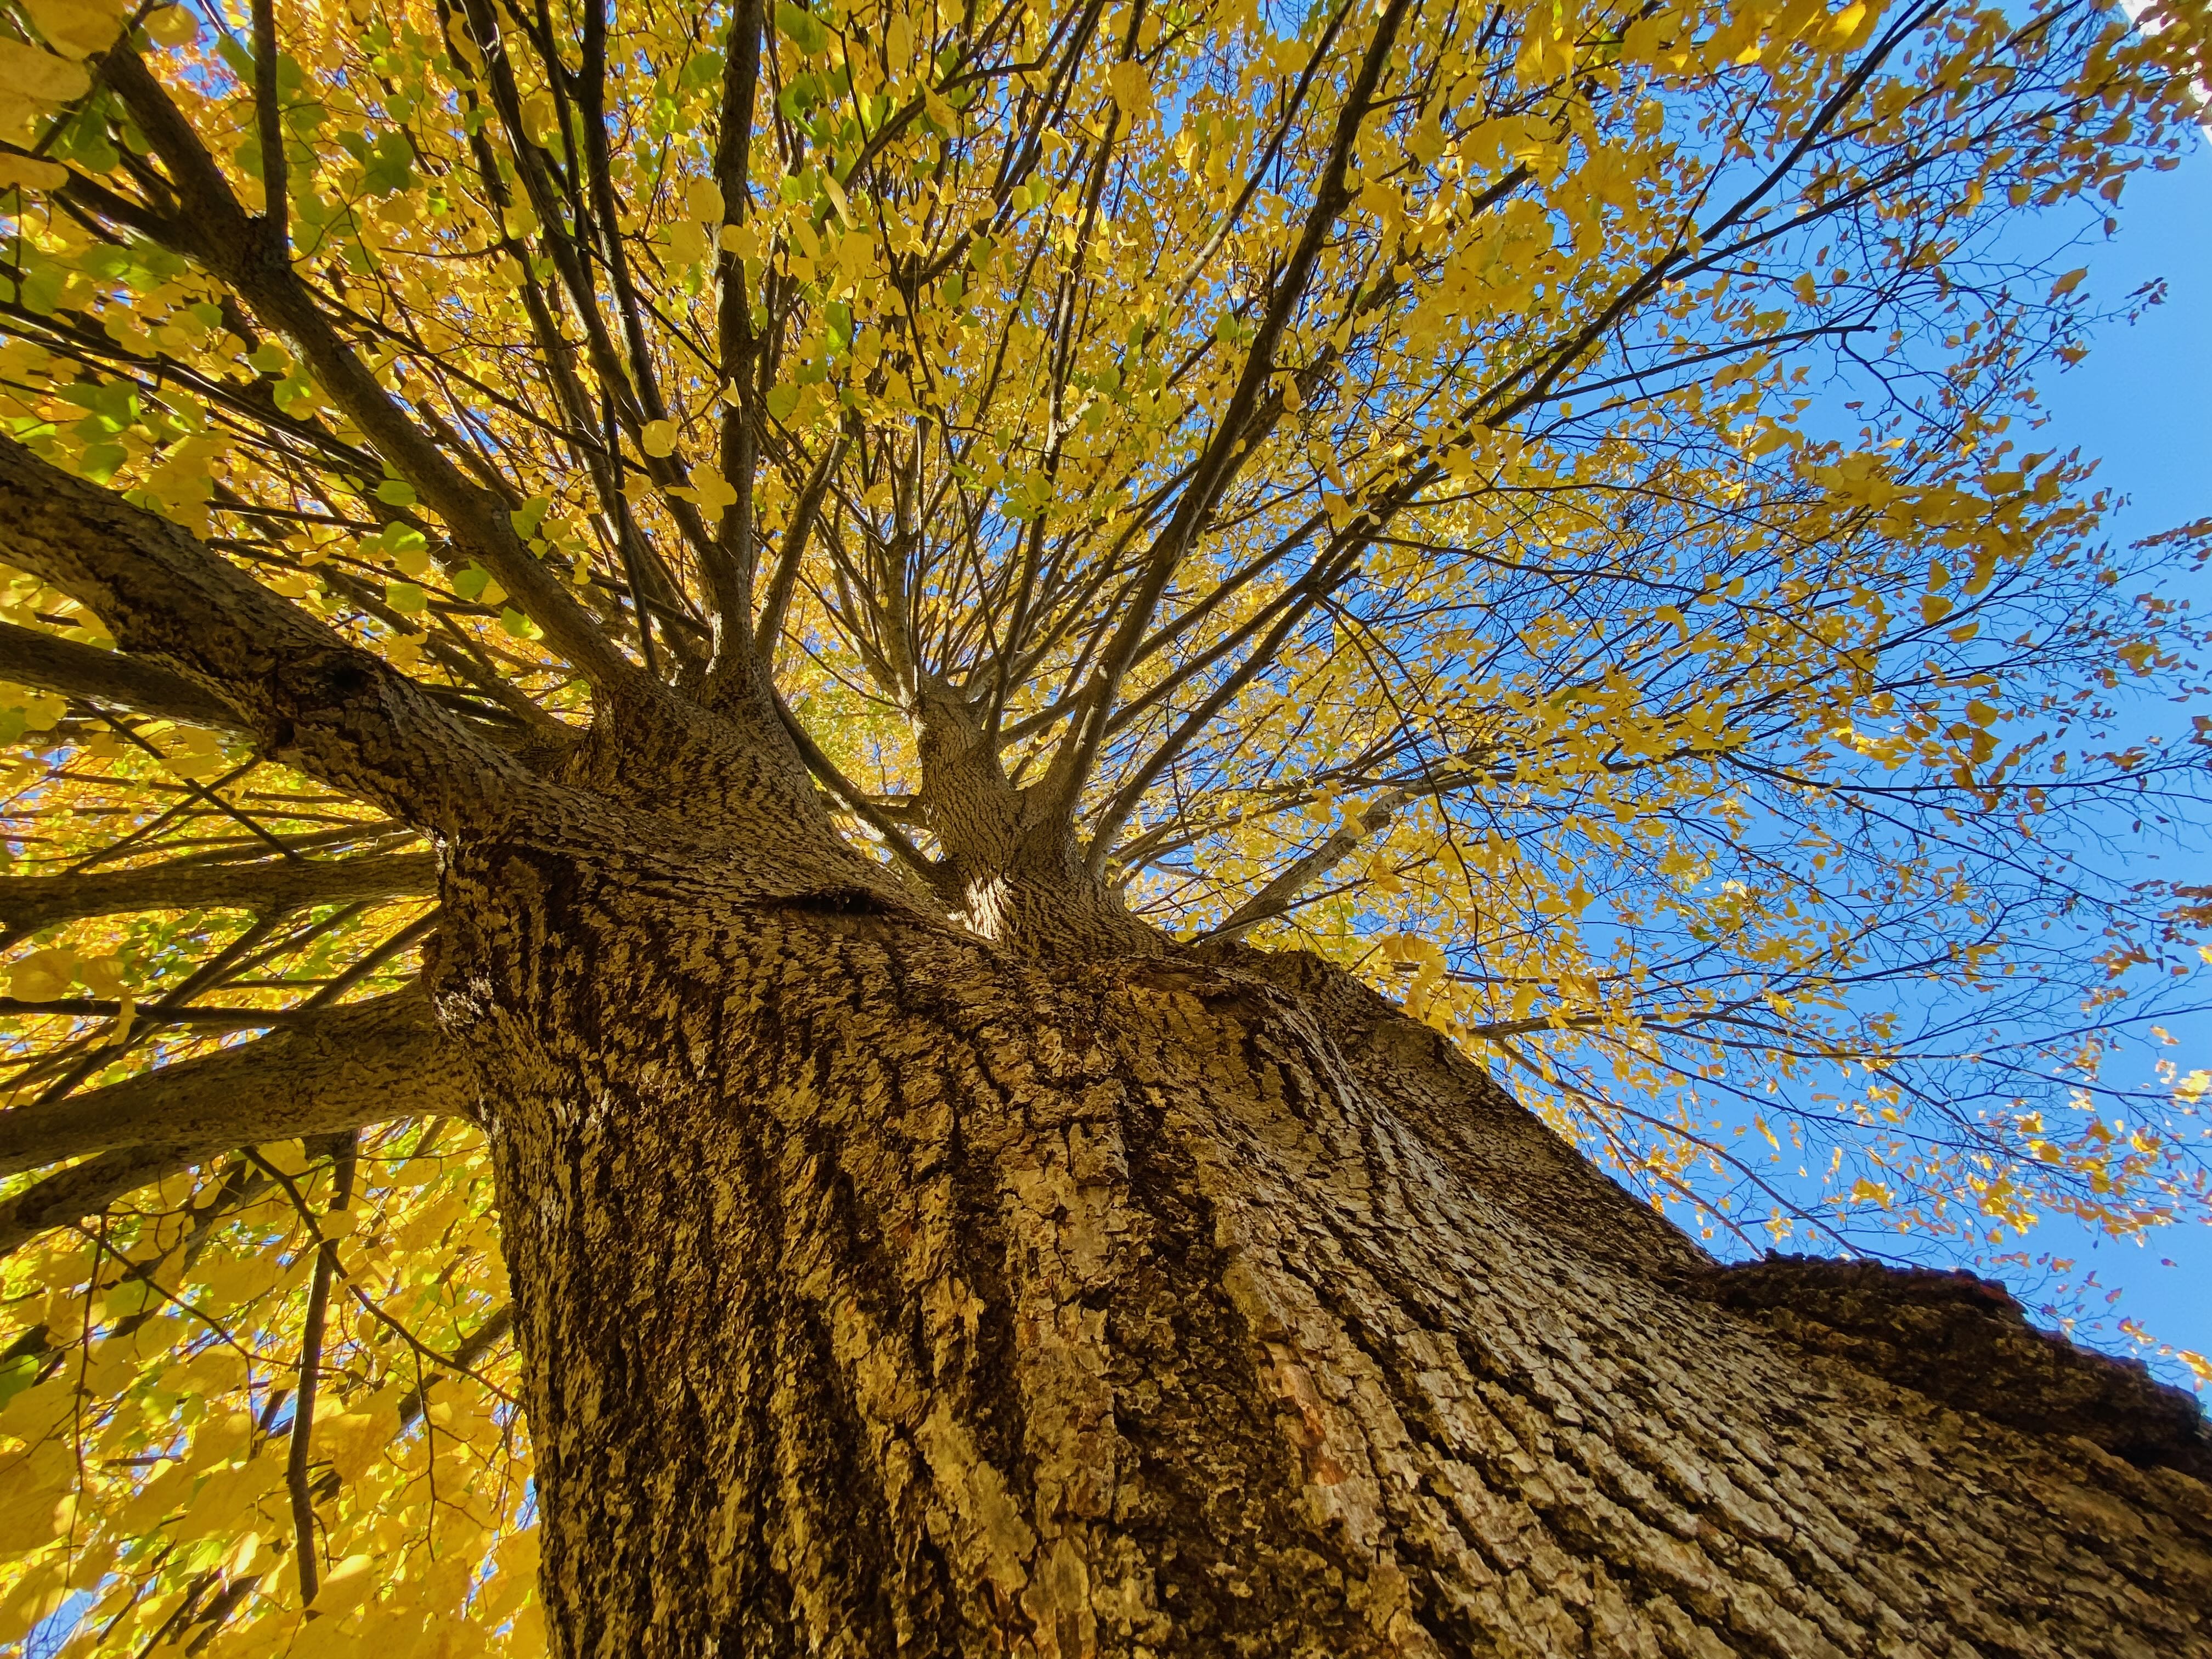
(510, 495, 552, 537)
(375, 479, 418, 507)
(360, 131, 414, 196)
(774, 1, 828, 56)
(678, 49, 724, 93)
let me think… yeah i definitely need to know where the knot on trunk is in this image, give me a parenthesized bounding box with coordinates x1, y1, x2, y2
(1707, 1253, 2212, 1479)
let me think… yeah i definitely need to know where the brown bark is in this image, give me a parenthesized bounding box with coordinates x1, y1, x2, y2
(0, 848, 438, 937)
(433, 810, 2212, 1659)
(0, 989, 459, 1179)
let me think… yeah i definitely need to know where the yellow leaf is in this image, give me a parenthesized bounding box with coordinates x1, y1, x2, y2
(684, 177, 725, 223)
(0, 1374, 76, 1443)
(0, 40, 92, 103)
(21, 0, 125, 59)
(0, 1477, 77, 1554)
(8, 946, 79, 1002)
(641, 419, 679, 459)
(1107, 60, 1149, 117)
(316, 1553, 381, 1615)
(144, 3, 195, 44)
(0, 1567, 74, 1647)
(692, 470, 739, 514)
(0, 153, 66, 191)
(820, 165, 854, 227)
(2048, 267, 2088, 300)
(666, 219, 711, 267)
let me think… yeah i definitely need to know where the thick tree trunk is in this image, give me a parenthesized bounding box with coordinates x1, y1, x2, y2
(436, 824, 2212, 1658)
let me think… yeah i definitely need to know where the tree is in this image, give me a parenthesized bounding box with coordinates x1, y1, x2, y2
(1, 0, 2210, 1646)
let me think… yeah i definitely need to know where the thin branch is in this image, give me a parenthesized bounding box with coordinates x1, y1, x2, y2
(287, 1132, 357, 1606)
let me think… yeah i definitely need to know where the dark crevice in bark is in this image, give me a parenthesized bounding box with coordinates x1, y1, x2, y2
(1113, 1091, 1373, 1652)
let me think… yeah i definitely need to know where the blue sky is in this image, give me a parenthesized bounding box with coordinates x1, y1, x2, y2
(1984, 133, 2212, 1372)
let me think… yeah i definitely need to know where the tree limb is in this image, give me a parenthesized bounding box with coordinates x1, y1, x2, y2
(250, 0, 287, 261)
(0, 619, 243, 730)
(1041, 0, 1415, 819)
(395, 1302, 515, 1428)
(0, 850, 436, 939)
(0, 989, 465, 1181)
(708, 0, 768, 650)
(0, 435, 541, 833)
(289, 1131, 354, 1606)
(1202, 789, 1406, 944)
(0, 1144, 188, 1257)
(98, 46, 637, 690)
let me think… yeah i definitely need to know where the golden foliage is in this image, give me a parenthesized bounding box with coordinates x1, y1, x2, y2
(1, 0, 2209, 1647)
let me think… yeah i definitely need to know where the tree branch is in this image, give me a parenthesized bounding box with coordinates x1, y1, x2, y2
(1201, 789, 1406, 943)
(0, 619, 242, 730)
(0, 1144, 188, 1257)
(98, 46, 637, 690)
(0, 989, 465, 1180)
(289, 1131, 354, 1606)
(708, 0, 768, 654)
(250, 0, 287, 261)
(0, 435, 540, 833)
(0, 850, 437, 940)
(395, 1302, 515, 1428)
(755, 433, 844, 661)
(1041, 0, 1416, 819)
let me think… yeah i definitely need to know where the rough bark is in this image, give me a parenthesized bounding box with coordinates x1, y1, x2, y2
(431, 820, 2212, 1659)
(0, 849, 437, 937)
(0, 617, 242, 729)
(0, 989, 460, 1180)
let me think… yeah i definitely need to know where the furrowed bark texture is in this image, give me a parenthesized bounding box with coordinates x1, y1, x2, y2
(432, 810, 2212, 1659)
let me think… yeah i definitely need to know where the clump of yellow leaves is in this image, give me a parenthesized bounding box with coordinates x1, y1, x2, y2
(2, 1128, 534, 1657)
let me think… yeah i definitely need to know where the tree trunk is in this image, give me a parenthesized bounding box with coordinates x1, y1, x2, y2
(437, 826, 2212, 1659)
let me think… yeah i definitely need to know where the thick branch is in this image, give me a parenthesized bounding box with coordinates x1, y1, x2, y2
(0, 435, 536, 832)
(100, 46, 636, 689)
(0, 850, 438, 939)
(0, 619, 242, 729)
(0, 989, 464, 1180)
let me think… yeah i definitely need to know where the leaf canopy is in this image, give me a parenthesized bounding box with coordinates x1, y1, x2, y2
(1, 0, 2210, 1647)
